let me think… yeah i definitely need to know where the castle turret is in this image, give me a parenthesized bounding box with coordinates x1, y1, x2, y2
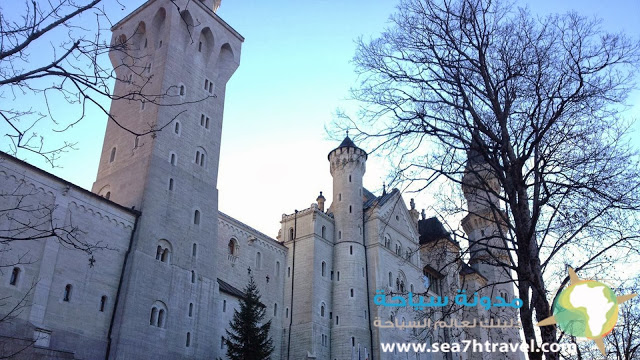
(461, 131, 523, 358)
(328, 135, 371, 359)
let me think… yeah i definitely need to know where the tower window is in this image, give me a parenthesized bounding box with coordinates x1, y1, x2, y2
(191, 270, 196, 283)
(287, 267, 291, 278)
(193, 210, 201, 225)
(289, 228, 294, 241)
(350, 289, 354, 297)
(174, 121, 180, 134)
(337, 272, 340, 281)
(208, 82, 213, 93)
(192, 243, 197, 257)
(189, 303, 193, 317)
(350, 246, 353, 255)
(351, 337, 355, 346)
(170, 153, 176, 166)
(321, 303, 325, 317)
(336, 316, 339, 325)
(168, 178, 174, 191)
(100, 296, 107, 312)
(349, 205, 352, 213)
(204, 79, 209, 90)
(134, 137, 139, 148)
(223, 300, 226, 312)
(179, 85, 185, 96)
(255, 252, 262, 269)
(9, 267, 20, 286)
(338, 231, 341, 239)
(338, 193, 341, 201)
(105, 192, 111, 200)
(63, 284, 72, 302)
(109, 147, 116, 163)
(198, 41, 202, 52)
(228, 238, 238, 255)
(141, 101, 145, 110)
(273, 303, 278, 316)
(349, 175, 352, 182)
(276, 261, 280, 278)
(321, 261, 326, 277)
(195, 151, 201, 164)
(321, 226, 326, 239)
(186, 332, 191, 347)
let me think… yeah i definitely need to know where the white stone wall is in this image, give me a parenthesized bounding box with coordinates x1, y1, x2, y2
(0, 154, 136, 359)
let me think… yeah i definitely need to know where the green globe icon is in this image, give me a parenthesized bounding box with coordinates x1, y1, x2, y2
(538, 268, 637, 355)
(552, 280, 618, 338)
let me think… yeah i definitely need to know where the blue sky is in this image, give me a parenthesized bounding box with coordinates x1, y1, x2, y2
(2, 0, 639, 238)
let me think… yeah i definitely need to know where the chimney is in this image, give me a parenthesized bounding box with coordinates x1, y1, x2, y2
(316, 191, 326, 212)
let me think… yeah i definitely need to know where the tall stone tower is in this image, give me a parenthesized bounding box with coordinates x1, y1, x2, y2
(328, 136, 371, 359)
(91, 0, 242, 358)
(461, 132, 522, 358)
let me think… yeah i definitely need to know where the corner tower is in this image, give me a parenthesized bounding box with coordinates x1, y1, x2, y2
(328, 135, 371, 359)
(90, 0, 243, 358)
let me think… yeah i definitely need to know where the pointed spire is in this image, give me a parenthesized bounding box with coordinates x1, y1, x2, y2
(382, 182, 386, 195)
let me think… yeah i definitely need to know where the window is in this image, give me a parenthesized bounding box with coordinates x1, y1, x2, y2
(193, 210, 200, 225)
(423, 268, 442, 295)
(220, 336, 224, 349)
(204, 79, 209, 90)
(276, 261, 280, 278)
(186, 332, 191, 347)
(109, 147, 116, 163)
(350, 289, 354, 297)
(321, 303, 325, 317)
(287, 267, 291, 278)
(174, 122, 180, 134)
(200, 114, 210, 129)
(105, 191, 111, 200)
(150, 307, 157, 325)
(189, 303, 193, 317)
(198, 41, 202, 52)
(273, 303, 278, 316)
(336, 316, 339, 325)
(223, 300, 226, 312)
(286, 308, 289, 318)
(255, 252, 262, 269)
(338, 231, 341, 240)
(157, 309, 165, 327)
(321, 226, 326, 239)
(192, 243, 197, 257)
(349, 175, 352, 182)
(228, 238, 238, 255)
(337, 272, 340, 281)
(63, 284, 72, 302)
(384, 236, 390, 248)
(100, 296, 107, 312)
(338, 193, 341, 201)
(321, 261, 326, 277)
(350, 246, 353, 255)
(9, 267, 20, 286)
(388, 272, 393, 287)
(349, 205, 352, 213)
(134, 137, 139, 148)
(351, 337, 355, 346)
(170, 153, 176, 166)
(289, 228, 294, 241)
(191, 270, 196, 283)
(141, 101, 146, 110)
(199, 153, 205, 167)
(157, 239, 172, 264)
(179, 85, 185, 96)
(195, 150, 201, 164)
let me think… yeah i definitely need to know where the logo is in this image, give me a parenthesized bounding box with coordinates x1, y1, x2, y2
(537, 267, 637, 355)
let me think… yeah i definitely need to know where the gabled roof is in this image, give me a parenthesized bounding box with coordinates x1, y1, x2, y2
(459, 262, 488, 282)
(363, 187, 398, 209)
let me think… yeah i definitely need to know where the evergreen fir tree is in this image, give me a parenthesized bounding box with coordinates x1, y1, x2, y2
(224, 275, 274, 360)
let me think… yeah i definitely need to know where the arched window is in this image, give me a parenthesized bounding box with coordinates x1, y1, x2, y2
(189, 303, 193, 317)
(286, 307, 289, 318)
(384, 236, 390, 248)
(336, 316, 339, 325)
(338, 193, 342, 201)
(9, 267, 20, 286)
(186, 332, 191, 347)
(168, 178, 174, 190)
(276, 261, 280, 278)
(193, 210, 200, 225)
(228, 238, 238, 255)
(157, 239, 172, 264)
(338, 231, 342, 240)
(170, 153, 176, 166)
(223, 300, 227, 312)
(174, 121, 180, 134)
(100, 296, 107, 312)
(109, 147, 116, 163)
(321, 303, 325, 317)
(273, 303, 278, 316)
(349, 175, 352, 182)
(191, 270, 196, 283)
(350, 288, 354, 297)
(321, 226, 326, 239)
(289, 228, 294, 241)
(63, 284, 72, 302)
(337, 272, 340, 281)
(192, 243, 197, 257)
(350, 246, 353, 255)
(195, 150, 201, 164)
(287, 267, 291, 278)
(351, 337, 355, 346)
(179, 85, 185, 96)
(349, 205, 352, 213)
(255, 252, 262, 269)
(388, 272, 393, 287)
(200, 152, 206, 167)
(105, 191, 111, 200)
(321, 261, 326, 277)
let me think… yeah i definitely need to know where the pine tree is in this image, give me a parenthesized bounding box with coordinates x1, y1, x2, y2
(224, 275, 274, 360)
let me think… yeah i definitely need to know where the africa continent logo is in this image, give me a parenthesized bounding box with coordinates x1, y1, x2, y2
(537, 268, 637, 355)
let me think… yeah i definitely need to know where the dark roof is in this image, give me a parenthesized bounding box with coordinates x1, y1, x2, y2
(363, 188, 398, 210)
(418, 216, 455, 245)
(459, 262, 488, 281)
(467, 129, 486, 166)
(328, 135, 368, 160)
(217, 278, 244, 298)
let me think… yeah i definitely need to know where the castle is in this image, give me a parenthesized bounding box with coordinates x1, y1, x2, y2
(0, 1, 522, 359)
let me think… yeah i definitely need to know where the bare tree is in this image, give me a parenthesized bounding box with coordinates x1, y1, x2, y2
(344, 0, 640, 358)
(1, 0, 210, 166)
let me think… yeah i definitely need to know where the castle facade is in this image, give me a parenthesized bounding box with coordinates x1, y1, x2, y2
(0, 1, 522, 359)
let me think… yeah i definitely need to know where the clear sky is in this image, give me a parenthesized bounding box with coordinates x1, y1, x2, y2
(3, 0, 639, 238)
